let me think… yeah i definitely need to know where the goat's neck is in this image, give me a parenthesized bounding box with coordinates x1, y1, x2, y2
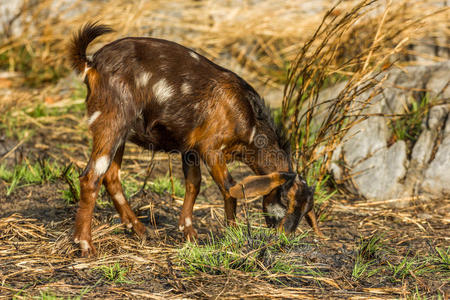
(245, 144, 292, 175)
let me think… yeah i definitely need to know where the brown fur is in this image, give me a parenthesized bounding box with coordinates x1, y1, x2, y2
(68, 22, 321, 257)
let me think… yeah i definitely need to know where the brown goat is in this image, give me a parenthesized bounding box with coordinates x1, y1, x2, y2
(69, 22, 322, 257)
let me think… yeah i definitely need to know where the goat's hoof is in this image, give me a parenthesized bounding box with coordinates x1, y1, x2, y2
(133, 220, 147, 239)
(316, 232, 328, 240)
(313, 228, 327, 239)
(183, 227, 198, 242)
(226, 219, 238, 227)
(74, 237, 97, 258)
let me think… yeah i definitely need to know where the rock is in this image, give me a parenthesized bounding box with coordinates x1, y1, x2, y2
(402, 105, 448, 198)
(410, 104, 449, 167)
(426, 104, 449, 131)
(351, 141, 407, 200)
(330, 145, 343, 181)
(393, 65, 431, 90)
(421, 117, 450, 197)
(382, 88, 413, 115)
(342, 117, 389, 166)
(327, 61, 450, 202)
(426, 61, 450, 99)
(318, 81, 347, 105)
(412, 37, 450, 64)
(410, 130, 435, 168)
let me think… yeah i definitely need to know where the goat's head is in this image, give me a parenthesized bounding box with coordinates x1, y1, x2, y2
(229, 172, 315, 234)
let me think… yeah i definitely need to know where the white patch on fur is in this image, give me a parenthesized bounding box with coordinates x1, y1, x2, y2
(267, 203, 286, 219)
(82, 62, 91, 80)
(220, 144, 226, 150)
(189, 51, 200, 61)
(249, 126, 256, 144)
(74, 238, 80, 243)
(94, 155, 110, 176)
(118, 170, 122, 181)
(134, 220, 138, 224)
(185, 217, 192, 227)
(127, 223, 133, 229)
(179, 225, 185, 231)
(181, 82, 192, 95)
(152, 78, 175, 102)
(136, 72, 152, 88)
(87, 111, 101, 126)
(80, 240, 90, 250)
(114, 193, 126, 205)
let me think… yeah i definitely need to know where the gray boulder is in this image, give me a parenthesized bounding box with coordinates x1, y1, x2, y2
(421, 116, 450, 196)
(328, 61, 450, 202)
(342, 117, 389, 167)
(352, 141, 408, 200)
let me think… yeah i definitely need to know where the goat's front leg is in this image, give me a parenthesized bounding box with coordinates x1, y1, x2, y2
(203, 151, 237, 225)
(179, 151, 201, 240)
(74, 125, 126, 257)
(103, 144, 146, 238)
(305, 210, 324, 238)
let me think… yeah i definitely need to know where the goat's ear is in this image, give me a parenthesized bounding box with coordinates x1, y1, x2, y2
(229, 172, 296, 199)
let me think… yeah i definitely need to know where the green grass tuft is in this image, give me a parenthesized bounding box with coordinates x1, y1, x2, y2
(0, 45, 68, 87)
(60, 165, 80, 205)
(352, 233, 385, 281)
(387, 253, 428, 281)
(433, 246, 450, 273)
(390, 94, 431, 144)
(0, 160, 62, 196)
(36, 290, 63, 300)
(95, 263, 133, 284)
(178, 223, 316, 279)
(150, 175, 185, 198)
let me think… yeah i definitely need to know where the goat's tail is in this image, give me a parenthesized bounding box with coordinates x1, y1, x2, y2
(69, 22, 113, 74)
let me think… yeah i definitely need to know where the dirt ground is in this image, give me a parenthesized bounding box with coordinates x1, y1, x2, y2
(0, 85, 449, 299)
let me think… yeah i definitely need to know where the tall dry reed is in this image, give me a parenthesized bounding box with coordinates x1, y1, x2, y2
(280, 0, 447, 184)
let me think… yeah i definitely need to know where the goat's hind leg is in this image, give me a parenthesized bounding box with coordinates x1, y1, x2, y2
(103, 144, 146, 238)
(74, 113, 128, 257)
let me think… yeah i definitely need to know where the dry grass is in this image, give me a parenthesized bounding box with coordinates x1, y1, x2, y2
(0, 214, 174, 299)
(0, 0, 449, 298)
(0, 0, 448, 88)
(280, 0, 448, 183)
(0, 97, 447, 298)
(0, 199, 448, 298)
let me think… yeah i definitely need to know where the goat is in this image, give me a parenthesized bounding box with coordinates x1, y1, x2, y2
(69, 22, 322, 257)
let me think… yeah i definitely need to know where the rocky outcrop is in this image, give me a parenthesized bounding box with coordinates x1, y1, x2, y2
(329, 61, 449, 203)
(421, 115, 450, 196)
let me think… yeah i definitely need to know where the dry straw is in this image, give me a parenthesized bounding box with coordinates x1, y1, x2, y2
(0, 0, 447, 88)
(280, 0, 448, 182)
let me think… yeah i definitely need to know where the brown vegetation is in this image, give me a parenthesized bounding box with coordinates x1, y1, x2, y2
(0, 0, 448, 298)
(0, 0, 447, 87)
